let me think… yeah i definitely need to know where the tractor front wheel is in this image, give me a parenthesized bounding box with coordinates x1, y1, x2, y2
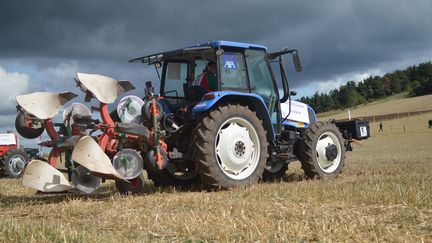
(2, 149, 29, 178)
(193, 104, 268, 188)
(262, 159, 288, 181)
(298, 121, 346, 178)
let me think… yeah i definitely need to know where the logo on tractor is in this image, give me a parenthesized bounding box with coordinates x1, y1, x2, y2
(223, 54, 238, 70)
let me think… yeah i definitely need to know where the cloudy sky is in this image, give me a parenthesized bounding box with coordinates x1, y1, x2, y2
(1, 0, 432, 147)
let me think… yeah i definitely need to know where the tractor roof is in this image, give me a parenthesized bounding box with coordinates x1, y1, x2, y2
(129, 40, 267, 64)
(187, 40, 267, 50)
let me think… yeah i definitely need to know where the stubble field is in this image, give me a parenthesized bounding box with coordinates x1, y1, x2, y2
(0, 113, 431, 242)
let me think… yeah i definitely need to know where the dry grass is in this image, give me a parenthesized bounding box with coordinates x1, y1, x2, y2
(318, 93, 432, 120)
(1, 114, 432, 242)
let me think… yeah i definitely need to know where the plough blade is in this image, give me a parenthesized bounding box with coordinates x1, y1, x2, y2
(23, 160, 74, 193)
(75, 72, 135, 104)
(16, 92, 78, 120)
(71, 136, 128, 182)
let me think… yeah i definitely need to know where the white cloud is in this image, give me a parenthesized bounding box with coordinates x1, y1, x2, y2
(42, 61, 79, 84)
(0, 66, 30, 113)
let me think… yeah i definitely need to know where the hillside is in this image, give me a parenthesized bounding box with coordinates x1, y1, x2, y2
(300, 62, 432, 113)
(318, 93, 432, 120)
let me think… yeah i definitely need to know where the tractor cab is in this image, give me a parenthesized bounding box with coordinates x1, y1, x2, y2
(130, 41, 302, 134)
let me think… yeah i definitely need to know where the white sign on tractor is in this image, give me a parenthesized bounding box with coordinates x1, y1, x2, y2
(280, 100, 310, 124)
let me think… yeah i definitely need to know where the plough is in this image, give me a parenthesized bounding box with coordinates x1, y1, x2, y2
(17, 73, 164, 194)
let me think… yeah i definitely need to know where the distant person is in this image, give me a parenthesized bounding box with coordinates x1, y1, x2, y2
(428, 120, 432, 129)
(193, 61, 218, 93)
(379, 122, 383, 132)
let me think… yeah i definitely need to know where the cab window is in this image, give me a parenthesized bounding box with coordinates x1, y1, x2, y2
(163, 61, 188, 106)
(219, 52, 248, 90)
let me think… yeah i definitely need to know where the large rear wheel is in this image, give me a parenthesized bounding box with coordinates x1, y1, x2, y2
(298, 121, 346, 178)
(193, 104, 268, 188)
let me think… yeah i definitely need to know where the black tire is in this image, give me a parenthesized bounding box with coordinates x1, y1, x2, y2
(298, 121, 346, 179)
(110, 109, 121, 123)
(2, 149, 30, 178)
(192, 104, 268, 188)
(144, 159, 200, 187)
(262, 160, 288, 181)
(115, 172, 145, 195)
(15, 111, 45, 139)
(141, 100, 163, 125)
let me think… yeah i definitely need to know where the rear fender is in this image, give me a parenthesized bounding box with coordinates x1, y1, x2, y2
(192, 91, 274, 140)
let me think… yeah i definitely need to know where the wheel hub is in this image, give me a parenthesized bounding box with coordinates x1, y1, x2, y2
(234, 141, 246, 157)
(325, 144, 338, 161)
(10, 156, 25, 174)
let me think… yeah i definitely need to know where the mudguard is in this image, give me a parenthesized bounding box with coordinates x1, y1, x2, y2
(192, 91, 275, 139)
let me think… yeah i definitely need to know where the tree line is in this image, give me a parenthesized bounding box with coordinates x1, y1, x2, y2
(298, 61, 432, 113)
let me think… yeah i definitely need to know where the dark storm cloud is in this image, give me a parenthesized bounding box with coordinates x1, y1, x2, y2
(1, 0, 431, 88)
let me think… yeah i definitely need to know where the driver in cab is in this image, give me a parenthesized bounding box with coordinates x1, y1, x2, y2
(193, 61, 217, 93)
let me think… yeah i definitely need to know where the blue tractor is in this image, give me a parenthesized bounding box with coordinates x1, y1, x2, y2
(129, 41, 370, 188)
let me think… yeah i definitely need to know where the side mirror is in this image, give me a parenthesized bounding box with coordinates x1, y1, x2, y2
(292, 53, 302, 72)
(289, 90, 297, 96)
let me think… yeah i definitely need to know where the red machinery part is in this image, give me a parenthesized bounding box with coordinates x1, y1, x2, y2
(44, 119, 64, 167)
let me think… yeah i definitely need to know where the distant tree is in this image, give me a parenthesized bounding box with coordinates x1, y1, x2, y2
(382, 75, 392, 95)
(390, 70, 409, 92)
(298, 61, 432, 112)
(371, 76, 386, 99)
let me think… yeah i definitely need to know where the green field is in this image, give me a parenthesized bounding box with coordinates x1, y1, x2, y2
(1, 99, 432, 241)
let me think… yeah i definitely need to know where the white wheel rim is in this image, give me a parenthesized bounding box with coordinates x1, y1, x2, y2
(315, 131, 342, 173)
(9, 155, 26, 175)
(215, 117, 260, 180)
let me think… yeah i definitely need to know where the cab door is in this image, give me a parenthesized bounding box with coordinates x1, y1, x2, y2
(244, 49, 281, 133)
